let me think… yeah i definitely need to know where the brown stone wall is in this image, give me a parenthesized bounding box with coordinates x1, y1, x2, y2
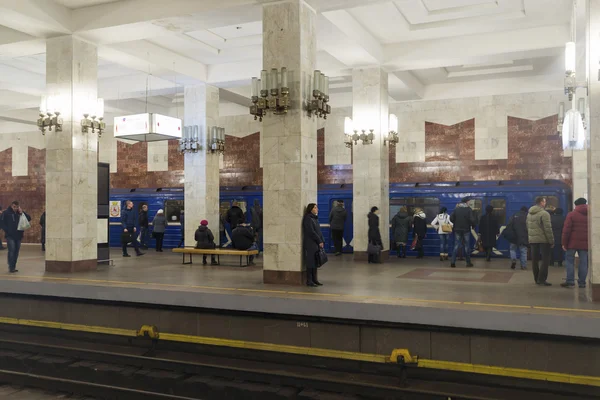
(390, 115, 571, 183)
(0, 148, 46, 244)
(221, 132, 262, 187)
(317, 128, 352, 185)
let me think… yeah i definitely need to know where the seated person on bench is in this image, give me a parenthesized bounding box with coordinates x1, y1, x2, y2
(195, 220, 218, 265)
(232, 223, 257, 266)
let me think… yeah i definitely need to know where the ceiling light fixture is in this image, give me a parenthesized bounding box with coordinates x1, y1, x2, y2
(564, 41, 587, 101)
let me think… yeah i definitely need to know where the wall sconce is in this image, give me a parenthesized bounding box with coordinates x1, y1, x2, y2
(180, 125, 201, 153)
(81, 98, 105, 137)
(37, 96, 63, 135)
(557, 102, 565, 134)
(209, 126, 225, 155)
(307, 70, 331, 119)
(578, 97, 587, 130)
(384, 114, 399, 146)
(250, 67, 289, 121)
(343, 117, 356, 148)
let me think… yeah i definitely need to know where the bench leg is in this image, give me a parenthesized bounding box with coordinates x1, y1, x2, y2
(240, 255, 242, 267)
(182, 253, 192, 265)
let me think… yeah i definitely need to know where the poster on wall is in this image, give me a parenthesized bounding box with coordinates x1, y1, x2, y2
(110, 201, 121, 218)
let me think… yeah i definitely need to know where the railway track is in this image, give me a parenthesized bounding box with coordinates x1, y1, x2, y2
(0, 325, 596, 400)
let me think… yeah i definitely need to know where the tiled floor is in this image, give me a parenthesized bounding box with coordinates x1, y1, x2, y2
(2, 245, 597, 311)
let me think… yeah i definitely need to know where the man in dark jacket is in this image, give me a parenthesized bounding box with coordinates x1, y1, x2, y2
(138, 205, 149, 250)
(550, 208, 565, 266)
(251, 200, 263, 255)
(232, 223, 256, 265)
(561, 198, 588, 288)
(121, 200, 144, 258)
(0, 201, 31, 273)
(226, 201, 245, 230)
(40, 210, 46, 252)
(450, 197, 476, 268)
(0, 205, 5, 251)
(329, 200, 347, 256)
(503, 206, 529, 270)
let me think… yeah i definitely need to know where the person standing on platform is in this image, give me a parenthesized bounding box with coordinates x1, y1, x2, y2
(0, 201, 31, 273)
(227, 201, 245, 230)
(195, 219, 218, 265)
(478, 205, 499, 262)
(329, 200, 347, 256)
(219, 211, 227, 247)
(526, 196, 553, 286)
(367, 206, 383, 264)
(391, 206, 411, 258)
(503, 206, 529, 270)
(152, 209, 168, 252)
(303, 203, 324, 287)
(232, 222, 257, 266)
(40, 210, 46, 252)
(121, 200, 144, 258)
(251, 199, 263, 256)
(560, 198, 589, 288)
(551, 208, 565, 266)
(431, 207, 452, 261)
(450, 198, 476, 268)
(178, 210, 185, 248)
(0, 205, 5, 251)
(412, 208, 427, 259)
(139, 204, 149, 250)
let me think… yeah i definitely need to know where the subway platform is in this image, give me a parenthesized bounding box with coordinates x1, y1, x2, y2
(0, 246, 597, 340)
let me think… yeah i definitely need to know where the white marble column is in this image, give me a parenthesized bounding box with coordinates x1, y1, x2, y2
(588, 0, 600, 300)
(573, 0, 589, 201)
(262, 0, 317, 284)
(352, 68, 390, 260)
(184, 84, 220, 247)
(45, 36, 98, 272)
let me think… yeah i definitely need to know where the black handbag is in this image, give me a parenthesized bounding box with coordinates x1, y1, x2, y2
(315, 249, 328, 268)
(367, 242, 381, 255)
(120, 232, 133, 245)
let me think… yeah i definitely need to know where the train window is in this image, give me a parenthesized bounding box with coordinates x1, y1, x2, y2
(390, 197, 440, 223)
(489, 199, 506, 226)
(468, 199, 483, 222)
(544, 196, 559, 210)
(165, 200, 184, 222)
(138, 202, 147, 212)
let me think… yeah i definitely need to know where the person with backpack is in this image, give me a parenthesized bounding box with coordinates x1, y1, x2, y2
(502, 206, 529, 270)
(526, 197, 554, 286)
(450, 197, 476, 268)
(391, 206, 412, 258)
(431, 207, 453, 261)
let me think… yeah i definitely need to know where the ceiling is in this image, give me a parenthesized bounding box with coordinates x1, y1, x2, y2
(0, 0, 573, 132)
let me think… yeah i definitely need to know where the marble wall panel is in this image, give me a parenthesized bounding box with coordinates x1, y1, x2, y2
(147, 141, 169, 172)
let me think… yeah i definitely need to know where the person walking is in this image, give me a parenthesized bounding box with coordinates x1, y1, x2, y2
(40, 210, 46, 252)
(367, 206, 383, 264)
(121, 200, 144, 257)
(412, 208, 427, 259)
(152, 209, 168, 252)
(450, 198, 476, 268)
(329, 200, 347, 256)
(431, 207, 452, 261)
(478, 205, 499, 262)
(303, 203, 325, 287)
(526, 196, 554, 286)
(560, 198, 588, 288)
(232, 223, 257, 266)
(391, 206, 412, 258)
(226, 201, 245, 230)
(502, 206, 529, 270)
(195, 219, 218, 265)
(551, 208, 565, 266)
(139, 204, 150, 250)
(0, 201, 31, 273)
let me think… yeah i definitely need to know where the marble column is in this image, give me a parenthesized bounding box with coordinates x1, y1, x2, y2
(45, 36, 98, 272)
(588, 0, 600, 300)
(262, 0, 317, 284)
(352, 68, 390, 261)
(184, 84, 220, 247)
(573, 0, 589, 201)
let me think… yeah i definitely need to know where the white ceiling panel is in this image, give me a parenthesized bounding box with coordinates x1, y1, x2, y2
(53, 0, 121, 9)
(208, 21, 262, 40)
(422, 0, 496, 12)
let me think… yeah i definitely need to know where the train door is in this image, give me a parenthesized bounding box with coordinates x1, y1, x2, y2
(329, 198, 353, 253)
(485, 197, 508, 256)
(464, 198, 483, 256)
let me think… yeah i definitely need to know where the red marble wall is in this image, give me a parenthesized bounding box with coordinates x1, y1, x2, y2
(221, 132, 262, 187)
(0, 148, 46, 244)
(390, 115, 571, 183)
(317, 128, 353, 185)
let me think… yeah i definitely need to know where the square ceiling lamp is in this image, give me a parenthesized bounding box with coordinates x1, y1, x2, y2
(114, 113, 182, 142)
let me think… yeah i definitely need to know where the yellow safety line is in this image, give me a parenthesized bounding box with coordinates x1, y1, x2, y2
(3, 274, 600, 315)
(0, 317, 137, 338)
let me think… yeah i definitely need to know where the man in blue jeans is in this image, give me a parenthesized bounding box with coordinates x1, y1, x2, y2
(450, 198, 476, 268)
(560, 198, 588, 288)
(0, 201, 31, 273)
(503, 206, 529, 270)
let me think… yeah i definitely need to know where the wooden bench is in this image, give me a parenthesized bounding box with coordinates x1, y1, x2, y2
(172, 247, 259, 267)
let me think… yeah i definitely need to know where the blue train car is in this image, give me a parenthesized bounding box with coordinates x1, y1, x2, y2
(110, 179, 571, 256)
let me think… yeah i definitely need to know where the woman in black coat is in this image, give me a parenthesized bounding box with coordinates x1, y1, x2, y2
(479, 205, 499, 261)
(367, 206, 382, 264)
(412, 208, 427, 259)
(550, 208, 565, 266)
(303, 203, 325, 287)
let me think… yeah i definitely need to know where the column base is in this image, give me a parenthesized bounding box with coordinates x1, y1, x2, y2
(592, 284, 600, 302)
(263, 270, 306, 285)
(45, 260, 97, 273)
(354, 250, 389, 262)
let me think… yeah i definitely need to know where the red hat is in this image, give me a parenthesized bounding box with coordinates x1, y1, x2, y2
(200, 220, 208, 226)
